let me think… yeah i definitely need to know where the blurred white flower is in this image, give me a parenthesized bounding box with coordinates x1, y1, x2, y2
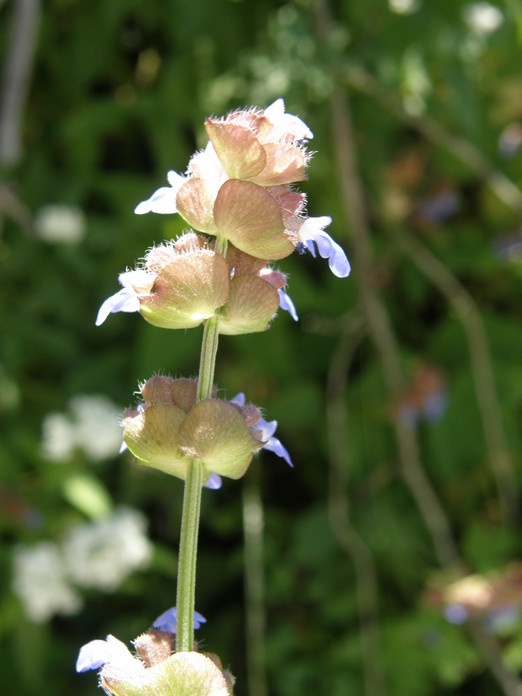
(389, 0, 420, 15)
(12, 542, 83, 622)
(42, 394, 123, 462)
(463, 3, 503, 35)
(69, 395, 123, 461)
(62, 507, 153, 592)
(41, 412, 77, 461)
(34, 204, 86, 244)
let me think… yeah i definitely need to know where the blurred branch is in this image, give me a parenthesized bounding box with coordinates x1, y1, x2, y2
(243, 466, 268, 696)
(325, 75, 522, 696)
(0, 0, 41, 165)
(399, 230, 518, 523)
(468, 620, 522, 696)
(341, 66, 522, 216)
(316, 0, 460, 568)
(326, 315, 387, 696)
(315, 2, 522, 690)
(0, 182, 33, 234)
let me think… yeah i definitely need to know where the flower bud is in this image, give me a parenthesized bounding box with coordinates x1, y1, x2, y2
(97, 234, 230, 329)
(177, 178, 294, 260)
(101, 650, 232, 695)
(122, 377, 264, 483)
(217, 245, 288, 335)
(178, 400, 262, 479)
(140, 238, 229, 329)
(204, 102, 311, 186)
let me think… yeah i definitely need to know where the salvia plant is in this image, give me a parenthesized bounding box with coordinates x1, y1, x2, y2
(76, 99, 350, 694)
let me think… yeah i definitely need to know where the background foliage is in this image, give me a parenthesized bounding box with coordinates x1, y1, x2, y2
(1, 0, 522, 694)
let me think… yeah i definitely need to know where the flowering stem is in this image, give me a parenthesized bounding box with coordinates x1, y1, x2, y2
(175, 235, 227, 652)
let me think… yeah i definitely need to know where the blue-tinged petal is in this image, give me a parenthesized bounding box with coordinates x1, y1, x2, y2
(153, 607, 177, 633)
(193, 611, 207, 629)
(134, 187, 178, 215)
(230, 393, 246, 407)
(298, 216, 351, 278)
(263, 436, 293, 467)
(95, 287, 140, 326)
(134, 171, 185, 215)
(152, 607, 207, 633)
(278, 288, 298, 321)
(76, 639, 112, 673)
(76, 635, 136, 673)
(264, 99, 314, 140)
(254, 418, 277, 441)
(252, 418, 293, 467)
(204, 473, 223, 490)
(312, 232, 351, 278)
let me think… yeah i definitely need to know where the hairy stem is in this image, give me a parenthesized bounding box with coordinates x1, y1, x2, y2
(175, 235, 227, 652)
(243, 467, 268, 696)
(175, 458, 204, 652)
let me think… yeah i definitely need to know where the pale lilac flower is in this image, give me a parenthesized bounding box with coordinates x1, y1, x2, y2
(278, 288, 298, 321)
(76, 634, 143, 674)
(134, 171, 186, 215)
(252, 417, 293, 467)
(204, 473, 223, 490)
(263, 98, 314, 141)
(152, 606, 207, 634)
(297, 216, 351, 278)
(95, 274, 144, 326)
(231, 393, 293, 467)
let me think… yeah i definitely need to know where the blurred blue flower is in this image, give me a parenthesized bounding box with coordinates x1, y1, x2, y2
(444, 603, 469, 625)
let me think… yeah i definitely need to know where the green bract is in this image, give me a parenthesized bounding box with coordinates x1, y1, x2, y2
(122, 377, 263, 483)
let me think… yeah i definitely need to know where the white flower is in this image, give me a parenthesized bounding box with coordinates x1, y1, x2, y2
(134, 170, 185, 215)
(264, 98, 314, 141)
(34, 205, 86, 244)
(61, 507, 152, 592)
(76, 634, 145, 674)
(41, 395, 123, 462)
(69, 395, 124, 461)
(41, 412, 77, 461)
(12, 542, 82, 622)
(463, 3, 503, 35)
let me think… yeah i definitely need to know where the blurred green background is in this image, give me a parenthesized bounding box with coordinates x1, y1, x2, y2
(1, 0, 522, 694)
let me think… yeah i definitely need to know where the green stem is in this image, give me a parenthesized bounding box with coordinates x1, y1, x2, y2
(175, 458, 203, 652)
(175, 235, 227, 652)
